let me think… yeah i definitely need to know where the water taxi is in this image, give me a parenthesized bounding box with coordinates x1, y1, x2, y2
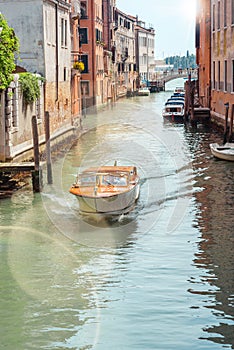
(69, 165, 140, 215)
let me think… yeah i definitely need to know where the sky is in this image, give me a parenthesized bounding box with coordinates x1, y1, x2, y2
(116, 0, 197, 59)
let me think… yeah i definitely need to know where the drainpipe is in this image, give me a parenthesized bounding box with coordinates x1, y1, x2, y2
(55, 3, 59, 101)
(91, 0, 96, 106)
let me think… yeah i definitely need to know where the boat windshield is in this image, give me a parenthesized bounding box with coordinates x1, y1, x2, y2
(102, 174, 128, 186)
(78, 174, 96, 186)
(166, 107, 182, 112)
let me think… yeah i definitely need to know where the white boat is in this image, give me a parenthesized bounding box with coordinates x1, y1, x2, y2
(69, 165, 140, 214)
(166, 98, 185, 105)
(174, 87, 185, 94)
(138, 87, 150, 96)
(210, 143, 234, 161)
(162, 101, 184, 118)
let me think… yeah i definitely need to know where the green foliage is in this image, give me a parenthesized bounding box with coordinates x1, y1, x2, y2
(0, 13, 19, 90)
(19, 73, 43, 105)
(165, 53, 196, 70)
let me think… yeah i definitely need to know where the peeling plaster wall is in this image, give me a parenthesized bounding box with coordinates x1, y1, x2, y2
(0, 0, 45, 75)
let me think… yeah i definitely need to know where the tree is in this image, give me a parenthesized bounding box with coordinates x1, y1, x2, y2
(0, 13, 19, 90)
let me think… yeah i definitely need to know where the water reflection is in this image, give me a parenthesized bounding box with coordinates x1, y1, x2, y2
(186, 124, 234, 348)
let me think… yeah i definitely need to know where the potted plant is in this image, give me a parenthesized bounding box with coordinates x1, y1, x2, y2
(73, 61, 85, 72)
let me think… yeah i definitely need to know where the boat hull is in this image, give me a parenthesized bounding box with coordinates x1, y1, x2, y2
(75, 184, 140, 214)
(162, 111, 184, 118)
(210, 143, 234, 161)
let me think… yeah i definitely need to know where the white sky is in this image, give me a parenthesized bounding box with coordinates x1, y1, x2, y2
(116, 0, 197, 59)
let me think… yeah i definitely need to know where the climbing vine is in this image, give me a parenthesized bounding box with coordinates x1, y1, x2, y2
(0, 13, 19, 91)
(19, 73, 44, 105)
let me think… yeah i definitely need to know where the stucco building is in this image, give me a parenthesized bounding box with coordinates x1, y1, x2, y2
(114, 9, 138, 96)
(0, 0, 82, 161)
(196, 0, 234, 125)
(135, 18, 156, 87)
(0, 0, 73, 127)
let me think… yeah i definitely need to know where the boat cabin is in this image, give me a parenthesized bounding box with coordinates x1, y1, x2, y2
(74, 166, 138, 189)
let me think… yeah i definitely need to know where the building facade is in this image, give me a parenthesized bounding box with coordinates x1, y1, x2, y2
(210, 0, 234, 122)
(114, 9, 138, 96)
(0, 0, 73, 129)
(197, 0, 234, 124)
(79, 0, 105, 109)
(0, 0, 80, 161)
(71, 0, 82, 124)
(135, 19, 156, 86)
(102, 0, 117, 101)
(196, 0, 211, 108)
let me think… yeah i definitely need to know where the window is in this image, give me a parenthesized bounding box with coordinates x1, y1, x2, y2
(95, 29, 102, 42)
(232, 0, 234, 24)
(224, 60, 227, 91)
(195, 22, 200, 48)
(61, 18, 67, 46)
(224, 0, 227, 27)
(79, 28, 88, 44)
(61, 18, 64, 45)
(64, 67, 67, 81)
(81, 1, 87, 19)
(213, 61, 216, 89)
(81, 81, 89, 95)
(217, 1, 220, 29)
(232, 60, 234, 92)
(81, 54, 88, 73)
(218, 61, 221, 90)
(212, 4, 215, 31)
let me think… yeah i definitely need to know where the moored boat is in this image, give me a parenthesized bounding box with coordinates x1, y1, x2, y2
(138, 87, 150, 96)
(209, 143, 234, 161)
(69, 165, 140, 214)
(174, 86, 185, 94)
(162, 100, 184, 118)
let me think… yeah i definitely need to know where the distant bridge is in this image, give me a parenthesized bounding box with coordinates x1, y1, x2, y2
(149, 72, 196, 92)
(163, 73, 188, 83)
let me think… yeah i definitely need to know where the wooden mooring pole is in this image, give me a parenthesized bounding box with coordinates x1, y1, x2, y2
(228, 104, 234, 143)
(45, 111, 53, 184)
(32, 115, 42, 192)
(223, 102, 229, 145)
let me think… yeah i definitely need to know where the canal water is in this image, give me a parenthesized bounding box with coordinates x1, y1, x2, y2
(0, 78, 233, 350)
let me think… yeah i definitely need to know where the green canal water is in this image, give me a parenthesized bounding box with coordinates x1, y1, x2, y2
(0, 78, 233, 350)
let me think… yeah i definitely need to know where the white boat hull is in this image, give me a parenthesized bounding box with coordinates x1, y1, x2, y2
(77, 184, 140, 214)
(138, 88, 150, 96)
(210, 143, 234, 161)
(162, 111, 184, 118)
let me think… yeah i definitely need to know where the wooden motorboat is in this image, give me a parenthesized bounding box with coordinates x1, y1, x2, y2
(210, 143, 234, 161)
(69, 165, 140, 214)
